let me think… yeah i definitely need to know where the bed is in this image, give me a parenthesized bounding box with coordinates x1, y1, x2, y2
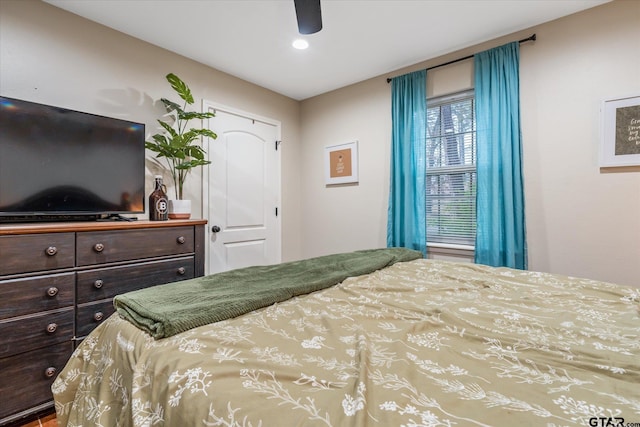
(52, 248, 640, 426)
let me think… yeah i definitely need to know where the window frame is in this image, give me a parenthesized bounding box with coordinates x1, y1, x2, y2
(425, 89, 476, 252)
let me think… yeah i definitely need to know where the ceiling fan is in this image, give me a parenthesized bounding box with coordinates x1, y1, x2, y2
(294, 0, 323, 34)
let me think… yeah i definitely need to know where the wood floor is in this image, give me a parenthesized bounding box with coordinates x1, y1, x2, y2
(18, 412, 57, 427)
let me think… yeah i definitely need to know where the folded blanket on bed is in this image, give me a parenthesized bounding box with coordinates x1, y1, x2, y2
(114, 247, 422, 339)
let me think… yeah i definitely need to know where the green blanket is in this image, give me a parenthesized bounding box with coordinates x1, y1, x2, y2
(114, 247, 422, 339)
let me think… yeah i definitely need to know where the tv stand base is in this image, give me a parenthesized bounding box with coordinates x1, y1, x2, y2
(97, 214, 138, 222)
(0, 214, 101, 223)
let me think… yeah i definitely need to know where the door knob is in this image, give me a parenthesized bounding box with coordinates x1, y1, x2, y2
(212, 225, 221, 233)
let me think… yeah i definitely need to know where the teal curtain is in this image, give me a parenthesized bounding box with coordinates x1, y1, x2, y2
(474, 42, 527, 269)
(387, 70, 427, 255)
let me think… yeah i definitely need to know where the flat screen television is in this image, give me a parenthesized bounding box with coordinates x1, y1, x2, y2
(0, 95, 146, 222)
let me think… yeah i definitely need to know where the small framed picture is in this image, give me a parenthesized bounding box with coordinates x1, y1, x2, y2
(325, 141, 359, 185)
(600, 94, 640, 167)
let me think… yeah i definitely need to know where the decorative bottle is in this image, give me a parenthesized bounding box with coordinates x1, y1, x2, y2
(149, 175, 168, 221)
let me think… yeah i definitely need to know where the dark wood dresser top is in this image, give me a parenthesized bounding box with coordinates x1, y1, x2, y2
(0, 219, 208, 235)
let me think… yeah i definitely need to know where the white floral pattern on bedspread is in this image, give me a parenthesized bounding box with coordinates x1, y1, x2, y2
(53, 259, 640, 426)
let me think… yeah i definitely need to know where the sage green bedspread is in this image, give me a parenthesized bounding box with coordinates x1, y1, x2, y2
(114, 248, 422, 339)
(53, 259, 640, 426)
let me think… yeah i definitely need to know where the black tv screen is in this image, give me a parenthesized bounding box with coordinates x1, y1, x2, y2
(0, 96, 145, 221)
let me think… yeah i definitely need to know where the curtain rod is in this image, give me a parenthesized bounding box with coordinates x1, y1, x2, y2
(386, 34, 536, 83)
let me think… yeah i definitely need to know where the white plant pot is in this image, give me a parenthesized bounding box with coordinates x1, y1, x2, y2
(168, 199, 191, 220)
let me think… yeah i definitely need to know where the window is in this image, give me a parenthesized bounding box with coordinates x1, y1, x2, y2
(426, 90, 476, 247)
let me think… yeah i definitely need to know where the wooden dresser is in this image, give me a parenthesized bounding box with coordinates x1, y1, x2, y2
(0, 219, 206, 426)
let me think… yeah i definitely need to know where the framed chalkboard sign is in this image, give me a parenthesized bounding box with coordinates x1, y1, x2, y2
(600, 94, 640, 167)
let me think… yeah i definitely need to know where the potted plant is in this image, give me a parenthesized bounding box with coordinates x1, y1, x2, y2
(146, 73, 217, 219)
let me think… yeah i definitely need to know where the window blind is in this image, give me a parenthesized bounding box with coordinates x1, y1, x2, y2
(426, 91, 476, 246)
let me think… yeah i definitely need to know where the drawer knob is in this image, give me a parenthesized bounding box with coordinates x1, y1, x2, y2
(45, 246, 58, 256)
(44, 367, 57, 378)
(177, 267, 186, 275)
(94, 279, 104, 289)
(46, 287, 59, 297)
(93, 243, 105, 253)
(46, 323, 58, 334)
(94, 311, 104, 322)
(177, 236, 186, 244)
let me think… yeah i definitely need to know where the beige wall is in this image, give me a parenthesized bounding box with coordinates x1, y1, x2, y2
(0, 0, 303, 263)
(301, 0, 640, 287)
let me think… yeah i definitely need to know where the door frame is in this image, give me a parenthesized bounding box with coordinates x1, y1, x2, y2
(201, 100, 282, 275)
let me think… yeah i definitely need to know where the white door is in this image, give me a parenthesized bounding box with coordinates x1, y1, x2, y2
(203, 102, 281, 273)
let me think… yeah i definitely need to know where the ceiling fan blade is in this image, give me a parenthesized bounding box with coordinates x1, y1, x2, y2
(294, 0, 322, 35)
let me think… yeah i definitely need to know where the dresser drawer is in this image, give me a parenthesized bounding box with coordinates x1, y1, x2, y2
(0, 308, 74, 358)
(76, 300, 116, 338)
(0, 272, 75, 320)
(76, 256, 195, 304)
(0, 341, 73, 422)
(0, 233, 75, 276)
(76, 226, 194, 266)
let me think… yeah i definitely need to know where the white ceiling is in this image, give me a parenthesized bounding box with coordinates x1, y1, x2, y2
(44, 0, 610, 101)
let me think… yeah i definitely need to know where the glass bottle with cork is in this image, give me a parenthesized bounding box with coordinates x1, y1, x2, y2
(149, 175, 168, 221)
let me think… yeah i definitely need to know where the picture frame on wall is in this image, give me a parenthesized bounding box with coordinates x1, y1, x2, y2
(600, 94, 640, 167)
(325, 141, 359, 185)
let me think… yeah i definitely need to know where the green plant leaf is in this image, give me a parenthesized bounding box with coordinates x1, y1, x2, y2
(185, 145, 206, 160)
(195, 128, 218, 139)
(178, 111, 215, 121)
(175, 159, 211, 169)
(144, 141, 160, 152)
(180, 130, 199, 145)
(146, 135, 166, 148)
(166, 73, 194, 105)
(150, 134, 167, 144)
(168, 135, 188, 150)
(157, 120, 178, 138)
(184, 128, 217, 140)
(161, 98, 182, 114)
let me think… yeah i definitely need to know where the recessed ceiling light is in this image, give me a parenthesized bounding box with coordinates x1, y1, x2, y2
(292, 39, 309, 50)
